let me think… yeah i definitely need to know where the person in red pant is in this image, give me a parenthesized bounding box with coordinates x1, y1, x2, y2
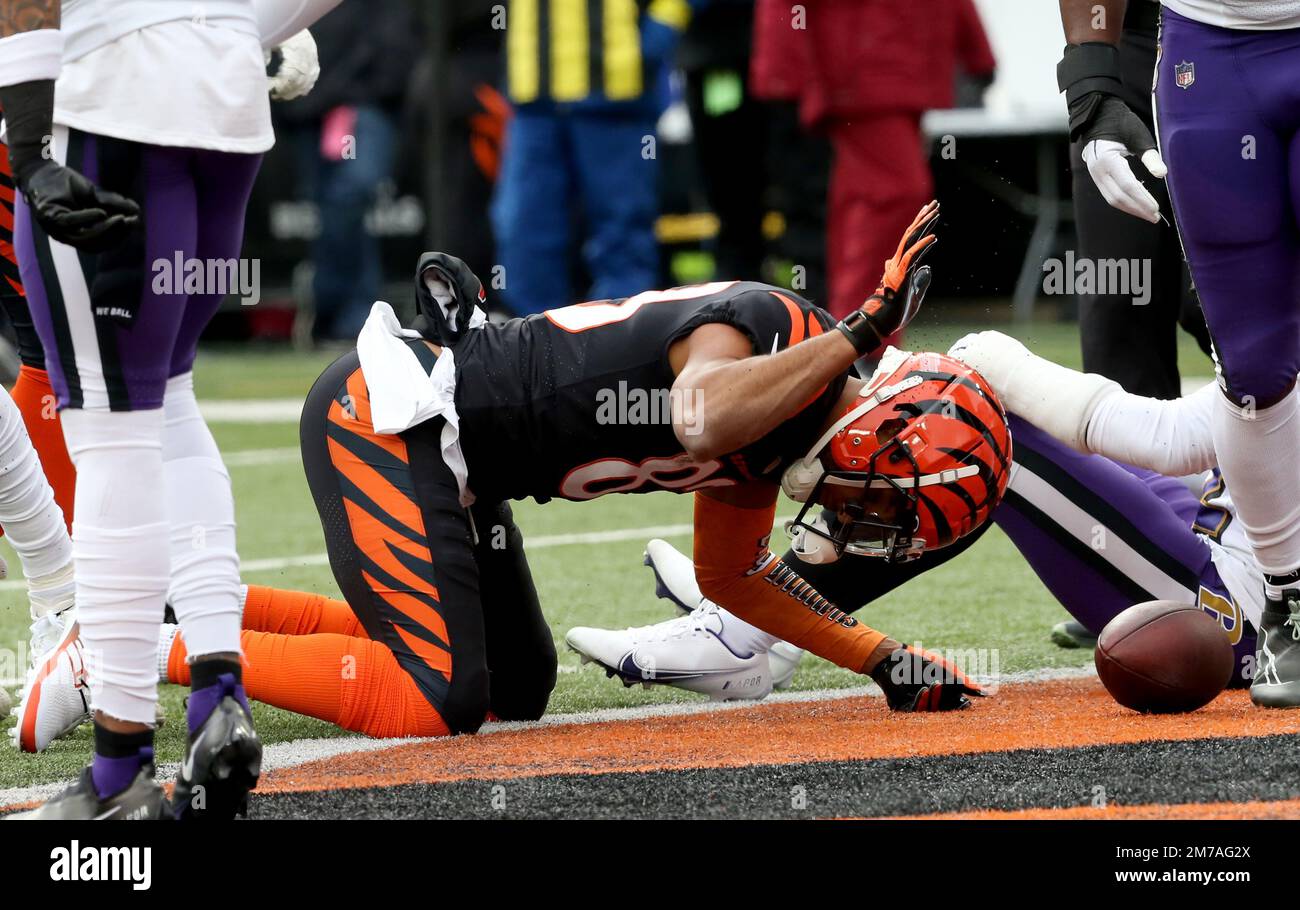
(752, 0, 995, 320)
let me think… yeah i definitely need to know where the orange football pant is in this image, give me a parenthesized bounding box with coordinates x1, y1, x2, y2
(165, 585, 449, 738)
(9, 365, 75, 531)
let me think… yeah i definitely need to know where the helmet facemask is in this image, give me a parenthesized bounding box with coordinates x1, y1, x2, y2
(788, 427, 928, 563)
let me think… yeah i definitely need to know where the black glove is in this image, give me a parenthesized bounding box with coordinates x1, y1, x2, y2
(1057, 43, 1166, 223)
(870, 645, 984, 712)
(0, 80, 140, 252)
(835, 200, 937, 355)
(412, 251, 488, 346)
(18, 160, 141, 252)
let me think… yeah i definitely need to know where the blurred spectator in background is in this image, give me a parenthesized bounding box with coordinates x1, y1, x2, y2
(279, 0, 421, 344)
(438, 1, 508, 292)
(746, 0, 831, 301)
(680, 0, 766, 283)
(754, 0, 995, 321)
(494, 0, 690, 314)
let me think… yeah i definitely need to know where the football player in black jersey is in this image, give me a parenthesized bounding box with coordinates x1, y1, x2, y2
(7, 201, 1008, 744)
(285, 201, 1016, 735)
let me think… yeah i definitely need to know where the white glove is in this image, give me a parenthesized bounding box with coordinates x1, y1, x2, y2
(266, 29, 320, 101)
(1082, 139, 1167, 225)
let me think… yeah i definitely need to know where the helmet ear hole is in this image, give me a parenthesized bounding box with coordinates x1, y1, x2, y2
(874, 417, 908, 445)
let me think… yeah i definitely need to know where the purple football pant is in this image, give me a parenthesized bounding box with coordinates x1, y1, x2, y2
(14, 126, 262, 411)
(995, 417, 1253, 684)
(1156, 8, 1300, 405)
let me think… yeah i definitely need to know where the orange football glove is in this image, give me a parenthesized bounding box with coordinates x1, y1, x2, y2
(836, 200, 939, 354)
(869, 643, 984, 712)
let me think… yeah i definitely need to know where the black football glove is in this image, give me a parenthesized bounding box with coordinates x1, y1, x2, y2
(870, 645, 984, 712)
(412, 251, 488, 346)
(835, 200, 937, 354)
(0, 79, 140, 253)
(1058, 43, 1166, 224)
(18, 160, 141, 253)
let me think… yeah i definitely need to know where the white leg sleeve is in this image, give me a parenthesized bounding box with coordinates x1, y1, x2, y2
(163, 373, 242, 658)
(62, 408, 168, 725)
(710, 599, 783, 655)
(951, 330, 1224, 476)
(948, 331, 1118, 451)
(1212, 391, 1300, 576)
(0, 386, 72, 598)
(1084, 379, 1221, 476)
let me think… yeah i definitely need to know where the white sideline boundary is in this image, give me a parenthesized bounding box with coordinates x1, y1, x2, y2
(0, 666, 1097, 809)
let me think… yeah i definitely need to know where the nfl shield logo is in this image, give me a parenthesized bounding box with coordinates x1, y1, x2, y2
(1175, 60, 1195, 89)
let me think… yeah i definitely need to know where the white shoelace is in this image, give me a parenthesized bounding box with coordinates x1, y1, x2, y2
(28, 610, 71, 666)
(626, 603, 720, 645)
(1286, 611, 1300, 642)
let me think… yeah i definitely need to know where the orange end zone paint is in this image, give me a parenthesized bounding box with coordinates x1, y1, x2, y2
(258, 679, 1300, 796)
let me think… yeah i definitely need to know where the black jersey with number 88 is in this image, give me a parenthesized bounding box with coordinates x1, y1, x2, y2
(452, 281, 850, 504)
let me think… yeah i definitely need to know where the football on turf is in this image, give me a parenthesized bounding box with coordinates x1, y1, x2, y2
(1095, 600, 1234, 713)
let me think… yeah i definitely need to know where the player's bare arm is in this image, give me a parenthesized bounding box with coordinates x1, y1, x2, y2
(1058, 0, 1125, 44)
(669, 200, 939, 461)
(0, 0, 57, 36)
(667, 322, 858, 462)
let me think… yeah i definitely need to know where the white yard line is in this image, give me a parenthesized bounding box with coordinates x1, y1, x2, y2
(0, 666, 1097, 809)
(200, 399, 302, 424)
(232, 521, 702, 578)
(222, 447, 300, 467)
(0, 513, 708, 595)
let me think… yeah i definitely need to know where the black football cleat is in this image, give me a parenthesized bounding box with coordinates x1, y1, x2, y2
(9, 762, 169, 820)
(1251, 588, 1300, 708)
(172, 675, 262, 820)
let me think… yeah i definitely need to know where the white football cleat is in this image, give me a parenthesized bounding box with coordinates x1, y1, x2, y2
(643, 537, 804, 690)
(643, 538, 703, 613)
(768, 641, 805, 690)
(567, 605, 773, 701)
(12, 619, 91, 753)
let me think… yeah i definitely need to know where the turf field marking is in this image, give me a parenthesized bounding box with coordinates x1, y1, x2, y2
(0, 669, 1095, 810)
(0, 735, 402, 810)
(890, 799, 1300, 820)
(249, 678, 1300, 799)
(0, 519, 705, 594)
(223, 447, 300, 467)
(200, 399, 303, 423)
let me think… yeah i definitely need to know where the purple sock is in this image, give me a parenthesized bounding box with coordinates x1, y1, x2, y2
(187, 672, 251, 735)
(91, 746, 152, 799)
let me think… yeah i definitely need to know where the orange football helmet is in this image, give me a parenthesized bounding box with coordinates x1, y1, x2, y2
(782, 351, 1012, 562)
